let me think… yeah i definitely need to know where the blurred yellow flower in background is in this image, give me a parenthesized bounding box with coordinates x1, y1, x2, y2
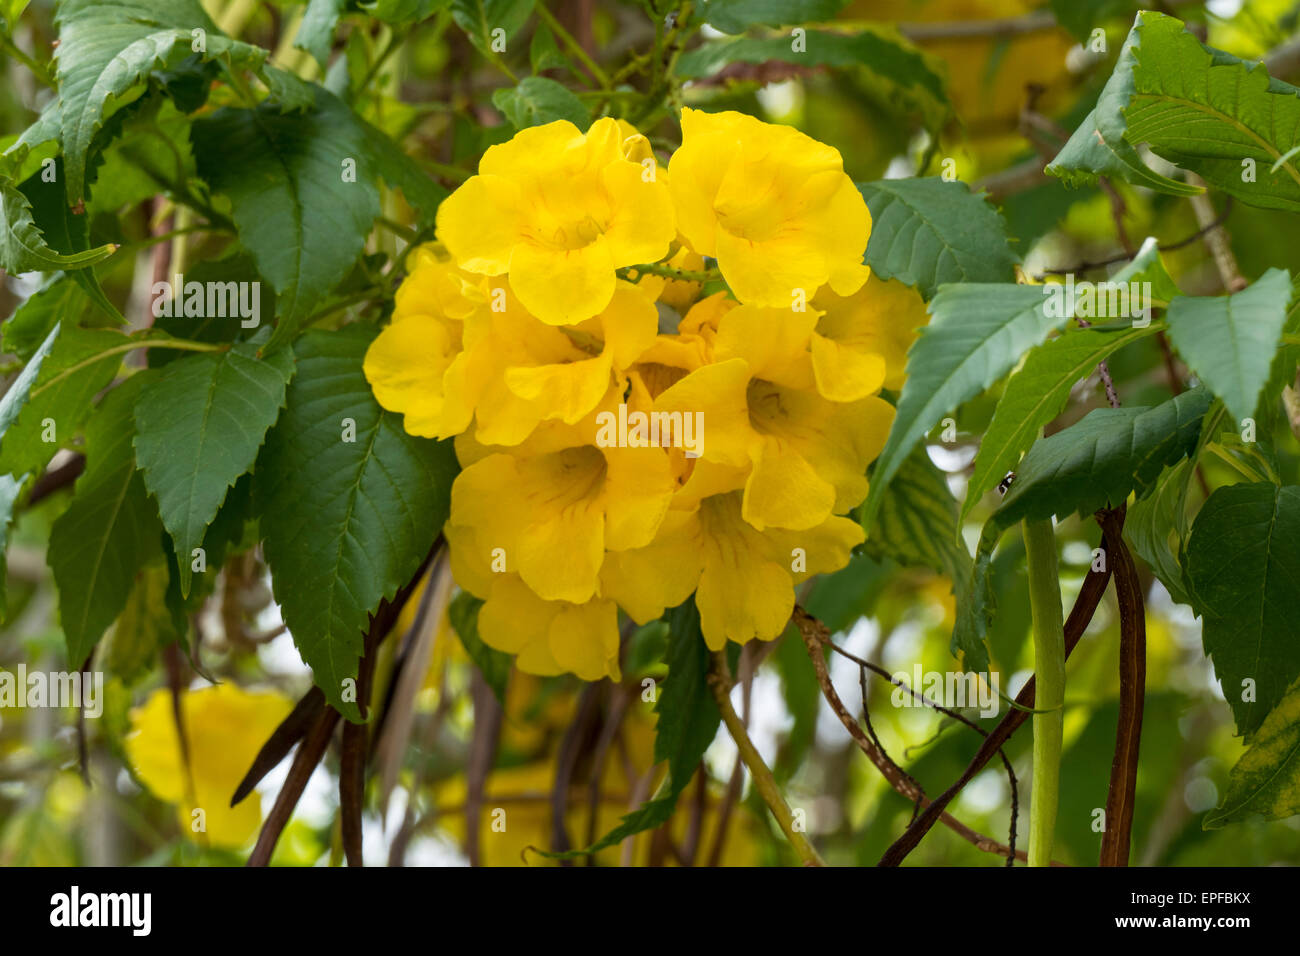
(125, 684, 293, 848)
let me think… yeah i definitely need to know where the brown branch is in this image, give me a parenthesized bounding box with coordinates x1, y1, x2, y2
(795, 608, 1044, 865)
(1099, 509, 1147, 867)
(246, 706, 340, 867)
(230, 687, 326, 806)
(877, 515, 1120, 866)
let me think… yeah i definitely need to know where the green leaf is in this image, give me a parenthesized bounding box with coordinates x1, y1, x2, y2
(860, 283, 1069, 531)
(1165, 269, 1293, 425)
(965, 323, 1159, 521)
(49, 374, 165, 668)
(295, 0, 347, 67)
(1125, 457, 1196, 607)
(191, 90, 381, 351)
(52, 0, 271, 203)
(146, 252, 274, 361)
(164, 473, 252, 628)
(0, 327, 130, 481)
(448, 591, 512, 703)
(133, 341, 295, 599)
(491, 76, 588, 130)
(676, 30, 949, 133)
(698, 0, 846, 35)
(862, 445, 967, 581)
(0, 178, 115, 273)
(254, 326, 457, 721)
(956, 389, 1213, 670)
(3, 276, 86, 362)
(653, 600, 722, 781)
(529, 22, 568, 74)
(450, 0, 535, 58)
(993, 388, 1213, 529)
(1185, 482, 1300, 738)
(0, 321, 60, 444)
(856, 178, 1018, 299)
(1205, 676, 1300, 827)
(1048, 12, 1300, 210)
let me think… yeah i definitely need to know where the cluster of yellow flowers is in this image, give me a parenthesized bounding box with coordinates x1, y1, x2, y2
(364, 108, 924, 681)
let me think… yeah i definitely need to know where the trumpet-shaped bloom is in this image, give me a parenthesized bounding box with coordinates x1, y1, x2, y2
(668, 109, 870, 308)
(652, 355, 895, 531)
(436, 118, 676, 325)
(449, 436, 676, 604)
(601, 490, 863, 648)
(125, 683, 293, 847)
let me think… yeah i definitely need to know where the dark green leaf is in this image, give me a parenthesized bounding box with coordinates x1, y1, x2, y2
(254, 326, 457, 721)
(0, 321, 60, 444)
(0, 178, 115, 273)
(134, 341, 295, 599)
(450, 0, 535, 57)
(857, 177, 1017, 299)
(993, 388, 1213, 528)
(48, 374, 165, 667)
(190, 90, 381, 351)
(862, 444, 967, 580)
(52, 0, 271, 202)
(1185, 482, 1300, 737)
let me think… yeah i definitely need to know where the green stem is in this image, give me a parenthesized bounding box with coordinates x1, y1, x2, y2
(30, 339, 226, 399)
(708, 653, 825, 867)
(1023, 516, 1065, 868)
(534, 3, 610, 89)
(1, 34, 54, 87)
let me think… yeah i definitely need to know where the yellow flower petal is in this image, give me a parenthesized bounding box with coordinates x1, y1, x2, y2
(548, 599, 621, 681)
